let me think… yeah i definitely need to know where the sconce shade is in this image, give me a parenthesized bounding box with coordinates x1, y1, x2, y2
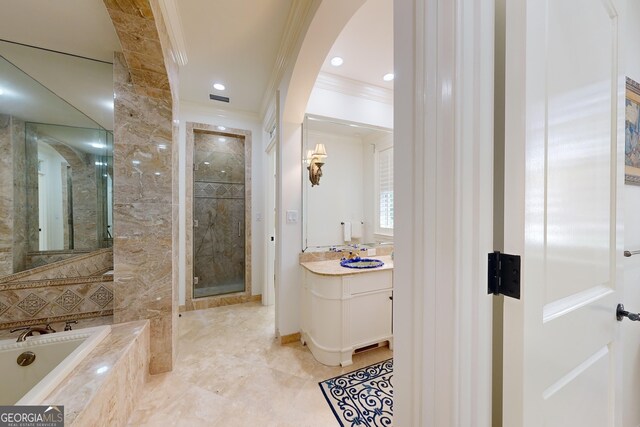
(313, 143, 327, 157)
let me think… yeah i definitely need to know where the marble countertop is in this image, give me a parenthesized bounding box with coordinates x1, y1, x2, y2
(301, 255, 394, 276)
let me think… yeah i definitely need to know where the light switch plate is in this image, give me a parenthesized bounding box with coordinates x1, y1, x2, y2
(286, 210, 298, 224)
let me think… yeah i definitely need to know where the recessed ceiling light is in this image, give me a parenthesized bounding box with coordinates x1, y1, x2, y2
(219, 137, 227, 142)
(383, 73, 395, 82)
(213, 82, 226, 91)
(154, 172, 161, 176)
(204, 161, 210, 165)
(158, 144, 167, 150)
(217, 126, 226, 131)
(330, 56, 344, 67)
(132, 160, 141, 165)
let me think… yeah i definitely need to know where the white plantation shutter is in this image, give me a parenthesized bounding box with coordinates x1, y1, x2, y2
(378, 147, 393, 232)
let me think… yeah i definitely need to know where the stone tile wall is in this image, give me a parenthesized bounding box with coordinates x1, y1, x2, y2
(104, 0, 179, 374)
(26, 250, 93, 270)
(0, 115, 27, 276)
(0, 248, 114, 330)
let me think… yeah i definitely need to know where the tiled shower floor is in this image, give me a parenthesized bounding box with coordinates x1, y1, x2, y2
(127, 301, 392, 426)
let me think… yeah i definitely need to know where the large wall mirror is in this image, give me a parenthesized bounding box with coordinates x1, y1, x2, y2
(0, 41, 113, 276)
(302, 114, 393, 251)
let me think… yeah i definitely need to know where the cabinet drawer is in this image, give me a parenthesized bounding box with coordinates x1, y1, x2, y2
(345, 270, 392, 295)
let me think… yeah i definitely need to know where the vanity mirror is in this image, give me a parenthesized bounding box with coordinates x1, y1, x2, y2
(0, 42, 113, 276)
(302, 114, 393, 251)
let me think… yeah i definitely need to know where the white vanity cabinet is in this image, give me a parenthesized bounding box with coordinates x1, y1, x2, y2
(300, 257, 393, 367)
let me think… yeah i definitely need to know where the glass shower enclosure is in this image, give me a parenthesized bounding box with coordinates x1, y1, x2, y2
(193, 132, 246, 298)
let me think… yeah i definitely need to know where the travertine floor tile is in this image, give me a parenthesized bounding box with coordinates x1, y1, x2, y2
(127, 301, 393, 426)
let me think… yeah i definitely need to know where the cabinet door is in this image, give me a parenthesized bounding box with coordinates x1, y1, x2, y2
(350, 290, 392, 347)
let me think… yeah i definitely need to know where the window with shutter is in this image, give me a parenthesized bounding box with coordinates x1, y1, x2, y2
(376, 147, 393, 235)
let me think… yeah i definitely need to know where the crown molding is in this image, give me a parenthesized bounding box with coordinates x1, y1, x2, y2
(314, 72, 394, 105)
(259, 0, 318, 119)
(157, 0, 188, 66)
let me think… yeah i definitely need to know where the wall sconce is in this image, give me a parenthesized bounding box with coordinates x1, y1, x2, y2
(307, 143, 327, 186)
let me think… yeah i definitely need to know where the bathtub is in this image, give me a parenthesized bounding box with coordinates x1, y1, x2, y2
(0, 325, 110, 405)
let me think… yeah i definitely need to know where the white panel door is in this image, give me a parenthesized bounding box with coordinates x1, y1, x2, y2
(503, 0, 623, 425)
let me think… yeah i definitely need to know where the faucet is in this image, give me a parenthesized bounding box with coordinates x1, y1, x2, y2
(10, 324, 56, 342)
(64, 320, 78, 331)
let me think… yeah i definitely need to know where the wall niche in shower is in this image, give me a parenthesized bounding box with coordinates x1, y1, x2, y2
(185, 122, 252, 310)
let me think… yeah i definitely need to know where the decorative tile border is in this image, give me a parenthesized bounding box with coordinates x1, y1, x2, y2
(17, 293, 48, 316)
(0, 311, 112, 333)
(0, 281, 115, 329)
(54, 289, 84, 312)
(1, 274, 113, 292)
(89, 286, 114, 308)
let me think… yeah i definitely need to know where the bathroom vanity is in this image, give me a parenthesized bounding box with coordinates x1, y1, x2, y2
(300, 255, 393, 366)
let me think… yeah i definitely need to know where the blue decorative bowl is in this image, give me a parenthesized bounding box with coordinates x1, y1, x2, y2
(340, 257, 385, 269)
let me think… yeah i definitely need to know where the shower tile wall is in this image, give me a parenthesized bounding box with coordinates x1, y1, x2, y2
(193, 133, 245, 297)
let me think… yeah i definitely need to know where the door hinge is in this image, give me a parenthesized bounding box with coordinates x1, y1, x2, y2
(488, 251, 521, 299)
(193, 163, 199, 171)
(194, 276, 199, 285)
(193, 219, 199, 228)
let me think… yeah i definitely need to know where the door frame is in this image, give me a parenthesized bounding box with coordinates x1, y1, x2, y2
(264, 133, 277, 307)
(393, 0, 495, 425)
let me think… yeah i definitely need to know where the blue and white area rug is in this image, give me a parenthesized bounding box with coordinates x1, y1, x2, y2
(319, 358, 393, 426)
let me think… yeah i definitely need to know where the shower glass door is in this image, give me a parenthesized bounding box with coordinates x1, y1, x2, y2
(193, 132, 246, 298)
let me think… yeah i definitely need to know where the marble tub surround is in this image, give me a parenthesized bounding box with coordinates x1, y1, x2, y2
(184, 122, 252, 312)
(127, 302, 392, 426)
(43, 320, 149, 427)
(0, 114, 27, 276)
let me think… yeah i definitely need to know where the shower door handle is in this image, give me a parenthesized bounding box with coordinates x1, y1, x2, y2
(238, 221, 242, 237)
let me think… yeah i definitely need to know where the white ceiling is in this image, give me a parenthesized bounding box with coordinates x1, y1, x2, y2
(320, 0, 393, 90)
(0, 0, 121, 62)
(0, 0, 392, 123)
(176, 0, 293, 114)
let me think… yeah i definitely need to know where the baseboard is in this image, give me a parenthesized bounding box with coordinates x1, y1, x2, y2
(280, 332, 301, 345)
